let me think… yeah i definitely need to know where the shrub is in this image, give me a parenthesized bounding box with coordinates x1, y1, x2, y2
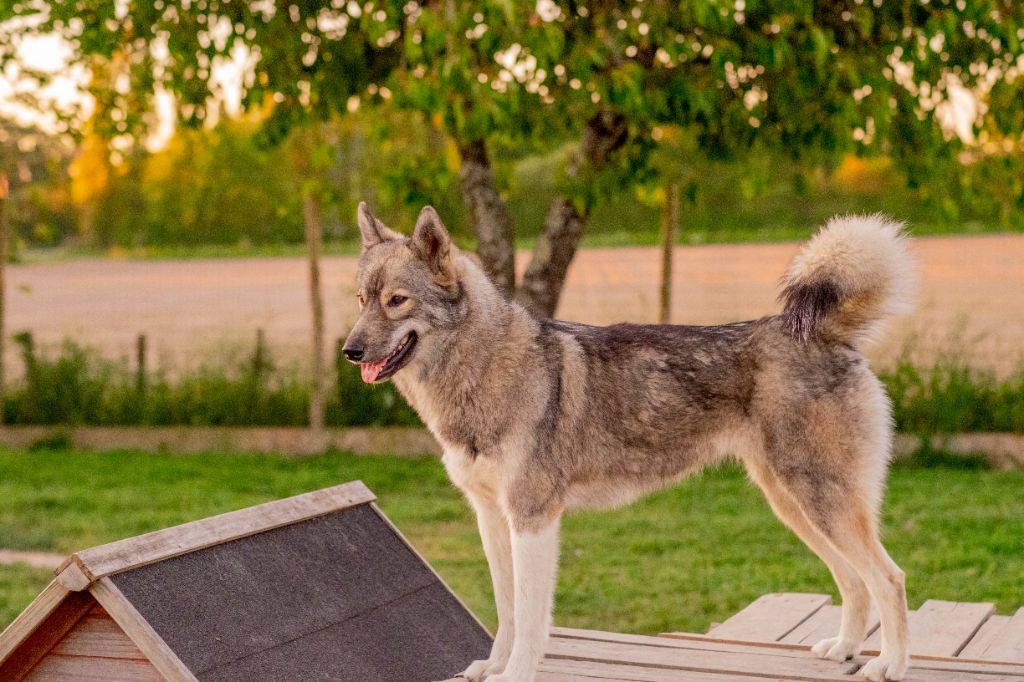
(4, 334, 418, 428)
(3, 333, 1021, 433)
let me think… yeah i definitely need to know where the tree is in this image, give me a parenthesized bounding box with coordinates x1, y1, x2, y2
(390, 0, 1024, 315)
(2, 0, 1022, 324)
(1, 0, 406, 428)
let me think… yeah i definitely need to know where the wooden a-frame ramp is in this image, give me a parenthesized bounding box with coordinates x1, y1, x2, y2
(0, 481, 492, 681)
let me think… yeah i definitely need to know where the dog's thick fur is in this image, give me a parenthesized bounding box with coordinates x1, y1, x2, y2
(344, 205, 914, 682)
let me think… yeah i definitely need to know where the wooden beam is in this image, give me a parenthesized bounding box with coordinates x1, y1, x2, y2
(0, 580, 74, 663)
(777, 604, 880, 646)
(549, 628, 1024, 680)
(703, 593, 832, 642)
(58, 480, 375, 581)
(862, 599, 995, 658)
(959, 608, 1024, 663)
(90, 577, 197, 681)
(0, 585, 94, 680)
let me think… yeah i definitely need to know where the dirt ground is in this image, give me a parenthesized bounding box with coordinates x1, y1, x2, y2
(7, 233, 1023, 375)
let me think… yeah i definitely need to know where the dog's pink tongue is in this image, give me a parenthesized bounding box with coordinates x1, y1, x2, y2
(360, 359, 386, 383)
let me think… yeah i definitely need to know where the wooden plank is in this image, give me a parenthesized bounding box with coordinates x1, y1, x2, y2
(959, 608, 1024, 663)
(49, 605, 147, 660)
(862, 599, 995, 657)
(90, 578, 197, 682)
(705, 593, 831, 641)
(60, 480, 375, 581)
(959, 615, 1012, 660)
(778, 604, 880, 645)
(53, 563, 89, 592)
(547, 632, 861, 681)
(538, 657, 771, 681)
(546, 631, 1009, 681)
(25, 654, 162, 681)
(0, 580, 73, 663)
(579, 629, 1024, 677)
(0, 586, 94, 682)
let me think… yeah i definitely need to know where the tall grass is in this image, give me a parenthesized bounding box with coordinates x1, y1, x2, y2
(3, 333, 1022, 433)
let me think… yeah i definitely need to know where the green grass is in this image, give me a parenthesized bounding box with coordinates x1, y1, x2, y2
(1, 447, 1022, 634)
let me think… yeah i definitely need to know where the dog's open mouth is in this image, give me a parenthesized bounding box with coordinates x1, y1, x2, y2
(360, 332, 417, 383)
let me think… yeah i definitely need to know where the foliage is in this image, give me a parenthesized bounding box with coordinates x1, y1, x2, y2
(1, 332, 1021, 433)
(2, 1, 1022, 254)
(0, 119, 77, 248)
(5, 334, 418, 427)
(881, 355, 1024, 434)
(1, 449, 1023, 633)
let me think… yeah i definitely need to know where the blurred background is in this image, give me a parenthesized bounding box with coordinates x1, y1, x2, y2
(1, 1, 1023, 424)
(0, 0, 1022, 640)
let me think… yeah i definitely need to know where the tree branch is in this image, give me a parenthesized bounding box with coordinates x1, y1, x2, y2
(519, 110, 628, 317)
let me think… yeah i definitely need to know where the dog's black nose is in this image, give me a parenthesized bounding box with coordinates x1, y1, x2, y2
(342, 343, 364, 362)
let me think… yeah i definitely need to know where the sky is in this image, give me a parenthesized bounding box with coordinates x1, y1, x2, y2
(0, 28, 245, 150)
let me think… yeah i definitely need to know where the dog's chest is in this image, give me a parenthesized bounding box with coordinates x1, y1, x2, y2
(441, 446, 504, 498)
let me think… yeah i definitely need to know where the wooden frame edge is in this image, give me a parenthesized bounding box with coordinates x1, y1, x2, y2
(90, 577, 198, 682)
(0, 580, 72, 663)
(69, 480, 375, 579)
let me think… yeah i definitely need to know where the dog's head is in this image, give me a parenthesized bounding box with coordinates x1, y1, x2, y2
(342, 203, 463, 383)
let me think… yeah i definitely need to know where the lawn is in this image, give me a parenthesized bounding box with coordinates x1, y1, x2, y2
(1, 447, 1022, 635)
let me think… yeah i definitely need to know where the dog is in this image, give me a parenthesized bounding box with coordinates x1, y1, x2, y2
(343, 203, 913, 682)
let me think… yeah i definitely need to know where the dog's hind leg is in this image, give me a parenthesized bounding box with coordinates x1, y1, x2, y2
(458, 495, 515, 681)
(745, 459, 872, 662)
(759, 453, 909, 681)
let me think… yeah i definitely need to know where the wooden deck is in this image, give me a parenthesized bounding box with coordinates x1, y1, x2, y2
(526, 593, 1024, 681)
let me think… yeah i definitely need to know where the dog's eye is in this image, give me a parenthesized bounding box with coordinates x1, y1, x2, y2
(388, 295, 408, 307)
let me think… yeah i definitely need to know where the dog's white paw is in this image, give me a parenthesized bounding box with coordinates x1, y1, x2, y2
(480, 668, 534, 682)
(811, 635, 861, 661)
(859, 653, 908, 681)
(457, 658, 504, 681)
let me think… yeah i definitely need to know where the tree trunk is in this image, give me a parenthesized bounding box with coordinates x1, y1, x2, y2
(519, 110, 628, 317)
(659, 183, 679, 324)
(517, 197, 585, 317)
(304, 186, 326, 432)
(458, 139, 516, 296)
(0, 173, 7, 425)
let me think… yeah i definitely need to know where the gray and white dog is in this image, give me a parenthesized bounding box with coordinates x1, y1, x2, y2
(343, 203, 914, 682)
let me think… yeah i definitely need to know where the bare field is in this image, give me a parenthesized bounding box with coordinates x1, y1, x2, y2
(7, 233, 1023, 374)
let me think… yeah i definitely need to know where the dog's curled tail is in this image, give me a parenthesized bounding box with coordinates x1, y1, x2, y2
(780, 215, 916, 347)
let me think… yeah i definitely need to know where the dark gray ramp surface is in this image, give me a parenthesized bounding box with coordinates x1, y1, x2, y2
(110, 503, 491, 681)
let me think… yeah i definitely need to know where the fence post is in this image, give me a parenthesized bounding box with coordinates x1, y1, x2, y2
(0, 173, 7, 425)
(136, 333, 147, 399)
(252, 328, 267, 381)
(659, 182, 679, 324)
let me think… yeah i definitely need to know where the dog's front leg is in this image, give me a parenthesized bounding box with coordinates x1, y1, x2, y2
(487, 515, 561, 682)
(458, 498, 515, 681)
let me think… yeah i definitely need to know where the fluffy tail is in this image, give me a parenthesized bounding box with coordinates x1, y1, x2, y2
(780, 215, 916, 347)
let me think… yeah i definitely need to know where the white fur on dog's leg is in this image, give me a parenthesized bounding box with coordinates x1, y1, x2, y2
(462, 497, 516, 680)
(812, 635, 861, 662)
(860, 653, 908, 681)
(488, 517, 560, 682)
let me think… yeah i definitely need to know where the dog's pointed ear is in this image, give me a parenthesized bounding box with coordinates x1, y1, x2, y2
(357, 202, 401, 253)
(411, 205, 458, 287)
